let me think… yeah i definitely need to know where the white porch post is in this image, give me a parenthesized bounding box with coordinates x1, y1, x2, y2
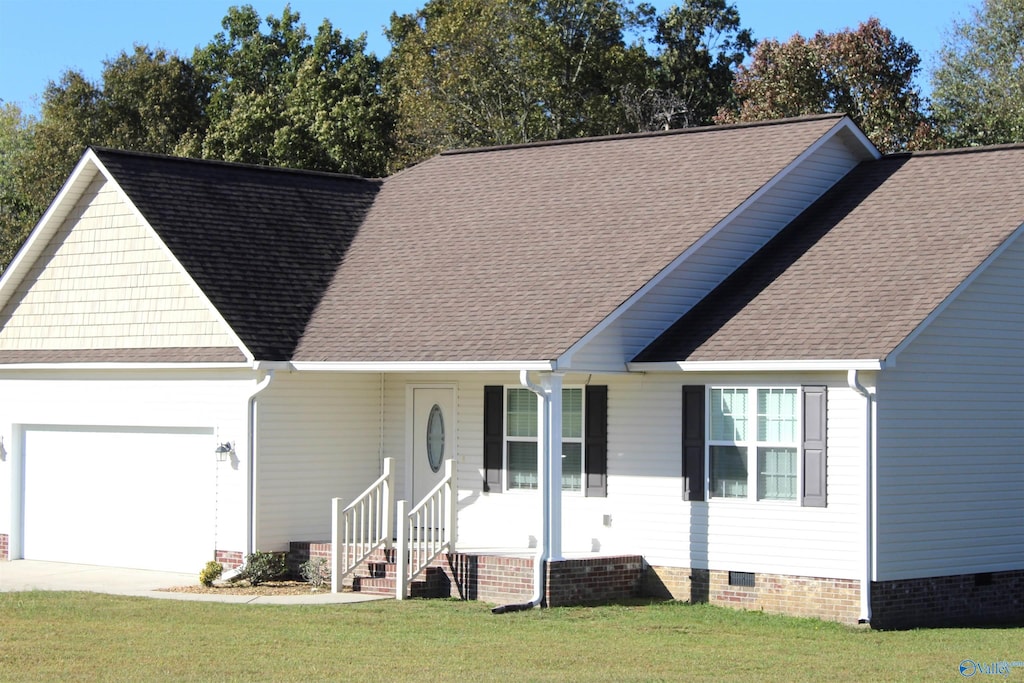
(546, 374, 564, 561)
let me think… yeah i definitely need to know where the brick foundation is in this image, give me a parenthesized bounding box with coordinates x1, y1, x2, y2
(645, 565, 862, 624)
(214, 549, 244, 570)
(0, 533, 8, 561)
(870, 570, 1024, 629)
(287, 541, 332, 579)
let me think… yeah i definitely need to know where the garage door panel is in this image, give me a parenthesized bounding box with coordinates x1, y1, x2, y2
(24, 427, 215, 572)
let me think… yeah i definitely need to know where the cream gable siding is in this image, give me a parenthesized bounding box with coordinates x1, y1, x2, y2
(874, 232, 1024, 581)
(375, 371, 864, 581)
(253, 372, 384, 551)
(566, 132, 867, 369)
(0, 370, 255, 557)
(0, 175, 238, 352)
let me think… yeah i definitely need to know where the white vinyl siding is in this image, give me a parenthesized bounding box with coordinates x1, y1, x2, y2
(874, 233, 1024, 580)
(567, 133, 863, 369)
(373, 371, 865, 581)
(254, 372, 383, 551)
(0, 175, 237, 352)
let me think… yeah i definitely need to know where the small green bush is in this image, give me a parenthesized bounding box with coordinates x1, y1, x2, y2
(300, 556, 331, 591)
(199, 561, 223, 587)
(237, 551, 286, 586)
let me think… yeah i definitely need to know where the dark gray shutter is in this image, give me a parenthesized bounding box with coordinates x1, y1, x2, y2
(584, 385, 608, 497)
(682, 385, 705, 501)
(801, 385, 827, 507)
(483, 386, 504, 493)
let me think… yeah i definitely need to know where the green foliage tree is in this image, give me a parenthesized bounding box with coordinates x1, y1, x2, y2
(931, 0, 1024, 147)
(0, 103, 37, 274)
(716, 18, 939, 152)
(635, 0, 754, 130)
(188, 4, 393, 176)
(384, 0, 652, 166)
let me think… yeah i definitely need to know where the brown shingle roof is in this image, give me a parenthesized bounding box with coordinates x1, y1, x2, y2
(635, 144, 1024, 363)
(294, 115, 846, 362)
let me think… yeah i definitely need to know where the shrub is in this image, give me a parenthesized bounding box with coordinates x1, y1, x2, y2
(300, 556, 331, 591)
(237, 551, 286, 586)
(199, 561, 223, 587)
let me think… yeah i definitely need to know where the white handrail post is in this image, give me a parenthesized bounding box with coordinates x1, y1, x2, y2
(382, 458, 394, 550)
(331, 496, 344, 593)
(395, 499, 409, 600)
(444, 459, 457, 551)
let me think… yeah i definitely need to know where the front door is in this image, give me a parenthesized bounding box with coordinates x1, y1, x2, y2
(410, 386, 455, 504)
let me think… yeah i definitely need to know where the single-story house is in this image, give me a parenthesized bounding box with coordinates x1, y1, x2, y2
(0, 114, 1021, 627)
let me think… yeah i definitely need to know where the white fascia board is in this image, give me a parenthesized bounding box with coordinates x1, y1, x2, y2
(627, 359, 885, 373)
(90, 154, 257, 365)
(885, 220, 1024, 366)
(558, 117, 880, 368)
(0, 150, 103, 308)
(290, 360, 556, 373)
(0, 362, 254, 372)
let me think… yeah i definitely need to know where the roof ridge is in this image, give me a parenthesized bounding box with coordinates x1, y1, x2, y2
(892, 141, 1024, 158)
(89, 146, 383, 183)
(440, 114, 847, 156)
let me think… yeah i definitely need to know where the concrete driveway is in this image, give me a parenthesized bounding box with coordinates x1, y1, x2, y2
(0, 559, 386, 604)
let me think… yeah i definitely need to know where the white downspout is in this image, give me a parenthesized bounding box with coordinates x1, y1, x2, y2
(493, 369, 560, 613)
(243, 369, 276, 559)
(220, 368, 275, 582)
(848, 369, 875, 624)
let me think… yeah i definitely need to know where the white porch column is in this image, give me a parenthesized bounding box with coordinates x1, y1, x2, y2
(546, 373, 564, 561)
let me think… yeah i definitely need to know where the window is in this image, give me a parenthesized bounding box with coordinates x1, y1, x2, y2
(505, 387, 584, 492)
(709, 387, 799, 501)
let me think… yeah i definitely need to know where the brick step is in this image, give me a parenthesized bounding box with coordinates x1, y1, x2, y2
(352, 565, 449, 598)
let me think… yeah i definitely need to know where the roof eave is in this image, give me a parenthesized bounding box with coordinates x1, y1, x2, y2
(289, 360, 557, 373)
(627, 359, 885, 373)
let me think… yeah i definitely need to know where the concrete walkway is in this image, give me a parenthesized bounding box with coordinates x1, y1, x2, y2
(0, 559, 387, 604)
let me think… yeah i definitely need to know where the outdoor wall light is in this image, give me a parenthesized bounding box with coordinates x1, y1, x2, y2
(215, 442, 235, 462)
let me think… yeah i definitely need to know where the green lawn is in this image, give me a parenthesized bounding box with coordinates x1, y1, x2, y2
(0, 593, 1021, 682)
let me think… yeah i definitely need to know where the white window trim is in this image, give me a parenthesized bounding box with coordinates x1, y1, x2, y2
(706, 385, 803, 504)
(502, 385, 586, 495)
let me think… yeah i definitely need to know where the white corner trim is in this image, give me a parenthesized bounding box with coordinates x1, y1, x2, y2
(885, 220, 1024, 366)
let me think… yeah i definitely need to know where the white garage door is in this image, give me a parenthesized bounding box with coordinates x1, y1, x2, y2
(23, 426, 216, 573)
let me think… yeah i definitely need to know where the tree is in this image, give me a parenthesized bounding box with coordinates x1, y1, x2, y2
(636, 0, 754, 130)
(717, 18, 938, 152)
(188, 5, 393, 176)
(384, 0, 651, 166)
(0, 103, 37, 273)
(931, 0, 1024, 147)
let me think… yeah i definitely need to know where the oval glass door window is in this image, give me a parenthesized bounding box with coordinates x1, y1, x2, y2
(426, 404, 445, 472)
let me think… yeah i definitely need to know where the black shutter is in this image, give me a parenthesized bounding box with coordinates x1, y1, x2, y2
(801, 385, 827, 507)
(483, 386, 504, 493)
(584, 385, 608, 497)
(682, 385, 705, 501)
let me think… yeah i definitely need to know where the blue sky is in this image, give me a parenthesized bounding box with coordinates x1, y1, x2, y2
(1, 0, 975, 116)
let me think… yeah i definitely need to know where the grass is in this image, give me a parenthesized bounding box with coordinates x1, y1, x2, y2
(0, 594, 1021, 682)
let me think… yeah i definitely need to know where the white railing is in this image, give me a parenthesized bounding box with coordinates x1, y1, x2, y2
(331, 457, 394, 593)
(395, 459, 457, 600)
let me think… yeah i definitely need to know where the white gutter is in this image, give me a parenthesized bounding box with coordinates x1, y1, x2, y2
(628, 359, 885, 373)
(848, 369, 876, 624)
(289, 361, 555, 372)
(493, 369, 563, 613)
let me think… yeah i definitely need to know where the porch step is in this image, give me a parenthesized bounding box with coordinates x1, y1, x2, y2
(352, 566, 449, 598)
